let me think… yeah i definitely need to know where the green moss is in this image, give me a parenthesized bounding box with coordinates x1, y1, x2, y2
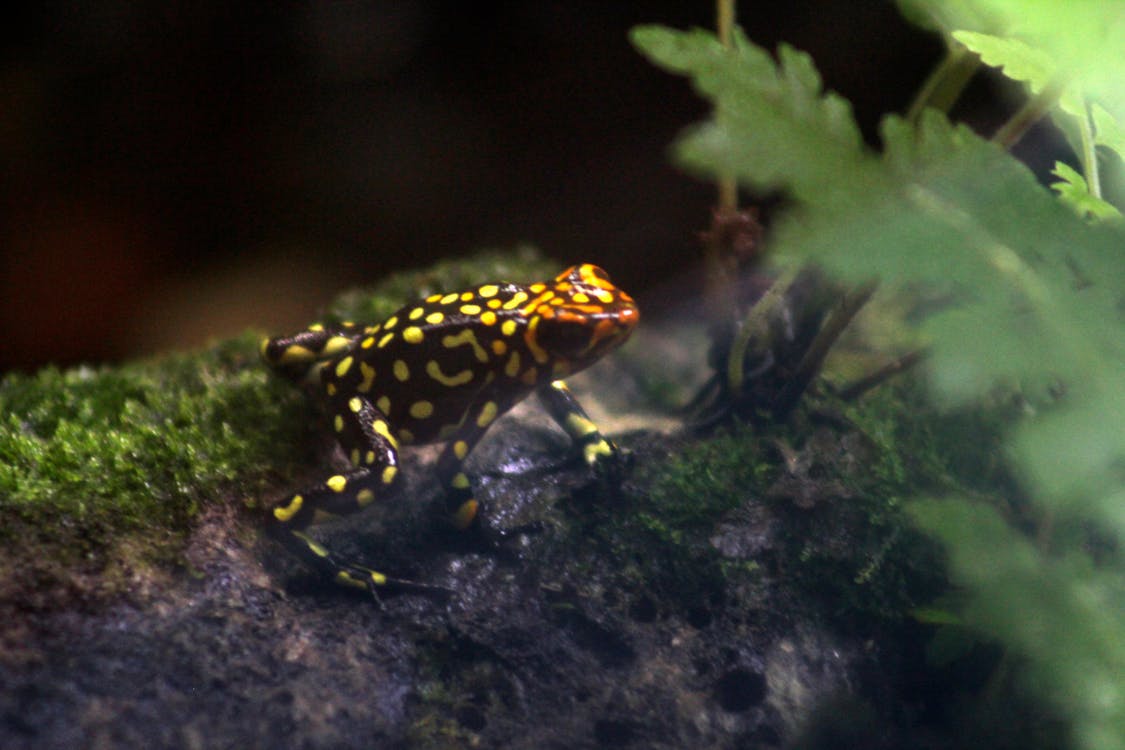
(0, 334, 313, 585)
(562, 427, 773, 614)
(567, 381, 965, 625)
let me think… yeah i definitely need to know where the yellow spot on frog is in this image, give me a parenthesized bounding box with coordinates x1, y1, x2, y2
(361, 337, 376, 349)
(501, 320, 518, 337)
(382, 465, 398, 484)
(487, 298, 503, 309)
(372, 420, 398, 448)
(453, 499, 479, 529)
(440, 293, 459, 305)
(476, 400, 498, 428)
(452, 472, 471, 489)
(356, 489, 375, 507)
(478, 284, 499, 298)
(278, 345, 315, 365)
(403, 326, 424, 344)
(409, 307, 425, 320)
(441, 328, 488, 362)
(584, 439, 614, 465)
(326, 382, 337, 396)
(460, 291, 474, 302)
(502, 291, 528, 310)
(504, 350, 521, 378)
(409, 400, 434, 419)
(565, 412, 599, 436)
(323, 336, 352, 356)
(358, 362, 376, 392)
(384, 315, 398, 329)
(460, 303, 481, 315)
(454, 440, 469, 459)
(378, 332, 394, 348)
(273, 494, 304, 522)
(572, 292, 590, 304)
(426, 359, 474, 387)
(335, 356, 354, 377)
(365, 450, 376, 465)
(398, 428, 415, 444)
(393, 359, 410, 381)
(326, 475, 348, 493)
(348, 397, 362, 413)
(333, 415, 345, 432)
(376, 395, 391, 414)
(480, 310, 497, 326)
(295, 531, 330, 558)
(491, 339, 507, 356)
(529, 283, 546, 293)
(426, 311, 444, 325)
(525, 316, 549, 364)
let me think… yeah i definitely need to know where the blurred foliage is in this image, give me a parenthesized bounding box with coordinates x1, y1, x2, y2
(633, 2, 1125, 748)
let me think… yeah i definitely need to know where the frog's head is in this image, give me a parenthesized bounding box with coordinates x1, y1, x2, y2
(523, 264, 639, 374)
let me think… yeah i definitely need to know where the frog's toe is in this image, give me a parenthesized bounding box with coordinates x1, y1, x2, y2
(592, 440, 631, 482)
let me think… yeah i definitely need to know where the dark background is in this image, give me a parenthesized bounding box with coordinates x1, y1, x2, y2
(2, 1, 971, 370)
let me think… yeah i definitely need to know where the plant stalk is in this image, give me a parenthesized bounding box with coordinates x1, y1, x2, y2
(1079, 99, 1102, 199)
(906, 44, 979, 123)
(992, 77, 1067, 150)
(716, 0, 737, 210)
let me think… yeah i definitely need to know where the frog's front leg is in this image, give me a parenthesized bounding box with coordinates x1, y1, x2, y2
(537, 379, 619, 469)
(433, 393, 516, 531)
(264, 396, 402, 593)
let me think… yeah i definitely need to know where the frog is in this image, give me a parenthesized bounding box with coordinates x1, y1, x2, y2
(260, 263, 639, 594)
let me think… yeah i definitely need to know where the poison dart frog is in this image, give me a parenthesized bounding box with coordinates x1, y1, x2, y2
(261, 263, 638, 593)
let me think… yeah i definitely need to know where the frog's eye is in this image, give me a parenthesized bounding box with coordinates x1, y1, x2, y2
(536, 317, 595, 360)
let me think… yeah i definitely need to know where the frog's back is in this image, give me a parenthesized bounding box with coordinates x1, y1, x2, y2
(320, 282, 541, 444)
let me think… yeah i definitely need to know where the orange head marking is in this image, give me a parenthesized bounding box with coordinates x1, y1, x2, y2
(522, 264, 638, 374)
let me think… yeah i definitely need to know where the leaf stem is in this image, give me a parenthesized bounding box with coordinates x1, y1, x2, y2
(991, 76, 1067, 150)
(716, 0, 737, 210)
(716, 0, 734, 47)
(1078, 99, 1102, 200)
(906, 44, 978, 123)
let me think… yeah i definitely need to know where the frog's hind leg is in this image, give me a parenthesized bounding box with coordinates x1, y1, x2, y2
(259, 323, 362, 381)
(264, 396, 403, 593)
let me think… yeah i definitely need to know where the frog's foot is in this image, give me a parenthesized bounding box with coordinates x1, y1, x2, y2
(446, 495, 543, 561)
(589, 438, 633, 486)
(335, 562, 452, 606)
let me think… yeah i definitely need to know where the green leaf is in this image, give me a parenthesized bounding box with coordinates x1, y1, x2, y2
(911, 498, 1125, 750)
(630, 26, 873, 210)
(895, 0, 1005, 35)
(953, 30, 1087, 117)
(952, 30, 1057, 92)
(919, 0, 1125, 121)
(637, 21, 1125, 748)
(1093, 103, 1125, 155)
(1051, 161, 1123, 219)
